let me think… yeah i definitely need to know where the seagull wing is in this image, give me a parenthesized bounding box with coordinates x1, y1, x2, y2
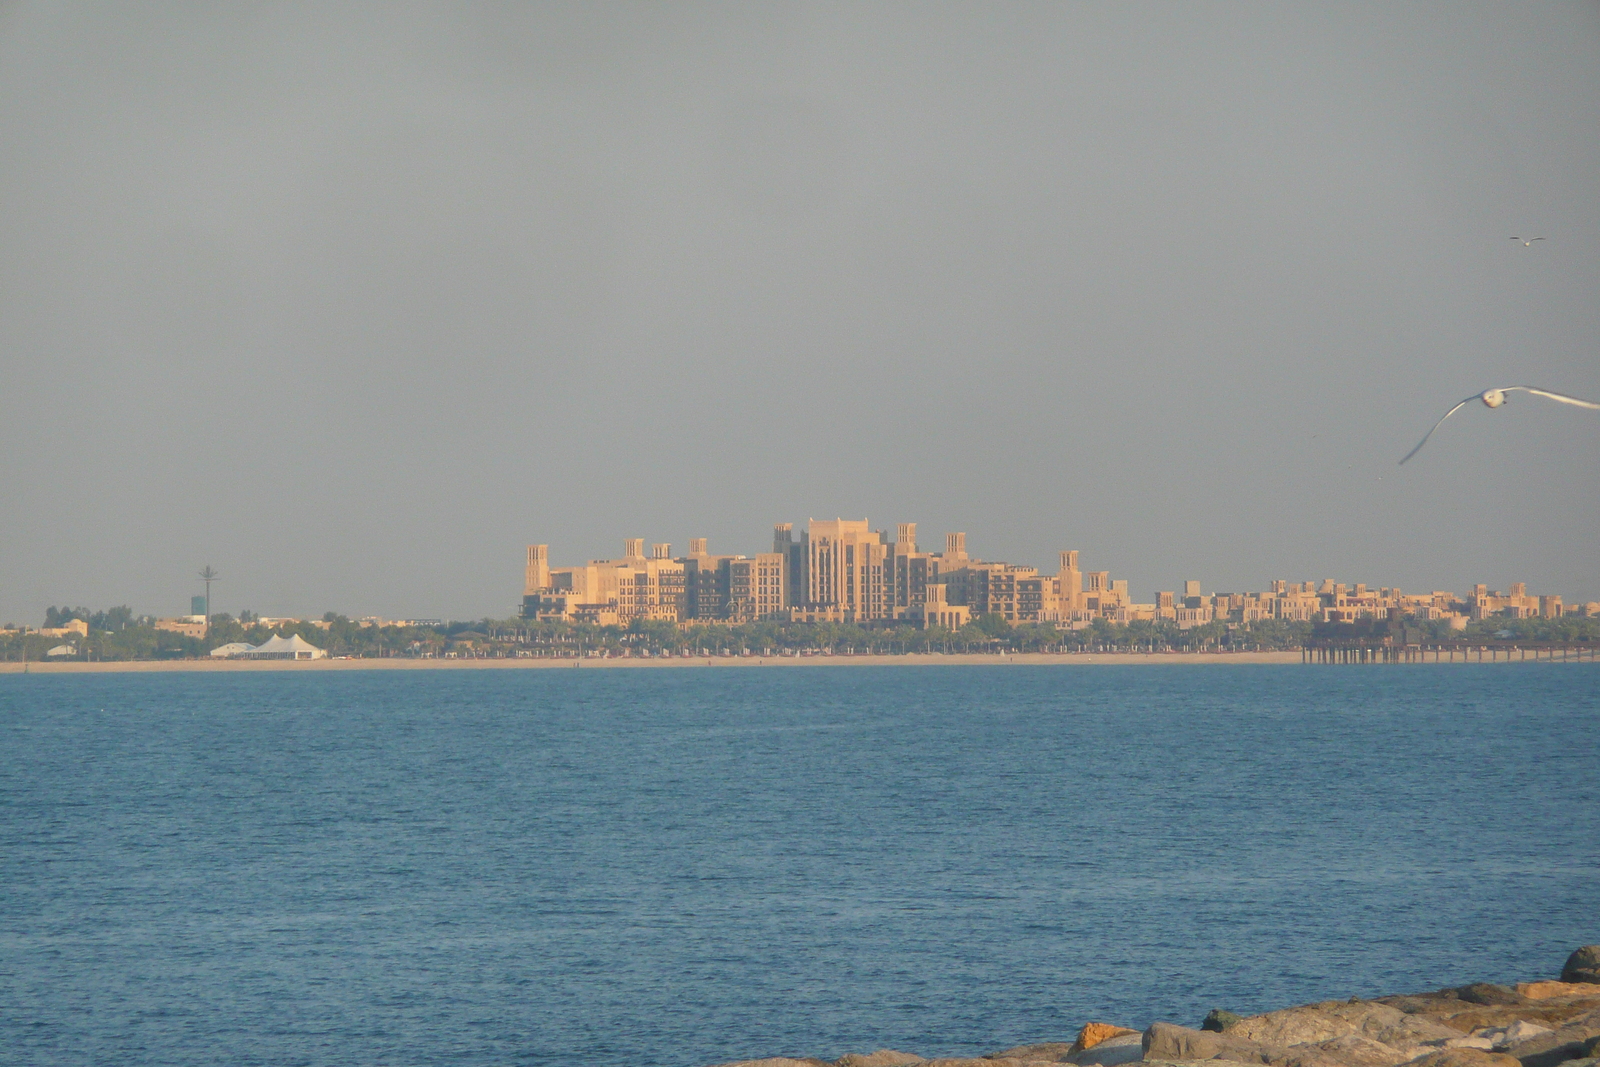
(1529, 237, 1546, 242)
(1399, 395, 1478, 465)
(1502, 386, 1600, 410)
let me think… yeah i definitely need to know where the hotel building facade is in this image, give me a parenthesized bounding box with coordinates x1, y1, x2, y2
(521, 518, 1122, 629)
(521, 519, 1589, 630)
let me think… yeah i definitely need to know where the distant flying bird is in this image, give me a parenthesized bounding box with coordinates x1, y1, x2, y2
(1399, 386, 1600, 464)
(1510, 236, 1546, 245)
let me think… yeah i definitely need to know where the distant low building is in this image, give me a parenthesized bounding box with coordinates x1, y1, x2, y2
(155, 617, 207, 639)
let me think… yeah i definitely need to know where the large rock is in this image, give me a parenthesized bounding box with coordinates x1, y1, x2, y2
(1144, 1022, 1272, 1063)
(1497, 1023, 1555, 1047)
(1072, 1033, 1145, 1066)
(1139, 1022, 1353, 1067)
(988, 1043, 1073, 1062)
(1311, 1034, 1419, 1067)
(1516, 1037, 1600, 1067)
(1400, 1050, 1521, 1067)
(1434, 1005, 1600, 1035)
(1456, 987, 1528, 1008)
(1516, 984, 1600, 1003)
(1227, 1001, 1459, 1050)
(1564, 949, 1600, 986)
(1379, 994, 1470, 1018)
(1426, 1023, 1555, 1055)
(1501, 1008, 1600, 1067)
(837, 1052, 926, 1067)
(1072, 1025, 1140, 1054)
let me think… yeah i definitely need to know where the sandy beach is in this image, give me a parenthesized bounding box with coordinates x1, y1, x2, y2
(0, 650, 1318, 673)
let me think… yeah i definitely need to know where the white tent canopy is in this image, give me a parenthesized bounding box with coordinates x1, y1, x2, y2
(209, 642, 256, 658)
(234, 634, 326, 660)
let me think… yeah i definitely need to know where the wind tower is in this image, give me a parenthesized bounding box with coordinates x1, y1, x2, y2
(525, 545, 550, 594)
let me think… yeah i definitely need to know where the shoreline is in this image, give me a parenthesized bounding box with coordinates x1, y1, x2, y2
(1, 649, 1593, 673)
(711, 950, 1600, 1067)
(0, 650, 1302, 673)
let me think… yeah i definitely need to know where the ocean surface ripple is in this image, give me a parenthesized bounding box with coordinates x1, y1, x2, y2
(2, 665, 1596, 1066)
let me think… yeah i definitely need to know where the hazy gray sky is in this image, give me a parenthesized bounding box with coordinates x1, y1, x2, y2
(3, 3, 1597, 623)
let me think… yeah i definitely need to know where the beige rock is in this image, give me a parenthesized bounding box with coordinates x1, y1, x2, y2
(1437, 1005, 1600, 1035)
(987, 1043, 1074, 1062)
(1073, 1025, 1141, 1055)
(1229, 1002, 1459, 1050)
(1455, 987, 1527, 1008)
(1400, 1050, 1521, 1067)
(1496, 1021, 1554, 1047)
(1142, 1022, 1272, 1064)
(714, 1059, 832, 1067)
(1376, 995, 1468, 1018)
(837, 1052, 926, 1067)
(1501, 1008, 1600, 1067)
(1516, 983, 1600, 1002)
(1142, 1021, 1421, 1067)
(1310, 1033, 1418, 1067)
(1074, 1033, 1146, 1066)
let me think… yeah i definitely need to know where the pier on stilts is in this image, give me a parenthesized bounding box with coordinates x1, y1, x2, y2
(1301, 641, 1597, 664)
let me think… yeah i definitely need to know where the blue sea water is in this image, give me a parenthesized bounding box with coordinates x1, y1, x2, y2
(1, 664, 1597, 1067)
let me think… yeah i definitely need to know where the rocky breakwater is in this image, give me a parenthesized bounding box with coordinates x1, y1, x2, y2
(710, 946, 1600, 1067)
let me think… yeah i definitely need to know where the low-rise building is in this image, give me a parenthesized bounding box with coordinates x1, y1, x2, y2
(155, 616, 207, 638)
(40, 618, 90, 639)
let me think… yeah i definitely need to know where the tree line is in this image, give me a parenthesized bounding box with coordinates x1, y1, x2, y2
(3, 606, 1594, 662)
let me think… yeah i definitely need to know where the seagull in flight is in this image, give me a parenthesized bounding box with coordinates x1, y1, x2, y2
(1510, 236, 1546, 246)
(1399, 386, 1600, 464)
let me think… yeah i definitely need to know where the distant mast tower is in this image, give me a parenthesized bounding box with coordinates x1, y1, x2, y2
(198, 566, 219, 632)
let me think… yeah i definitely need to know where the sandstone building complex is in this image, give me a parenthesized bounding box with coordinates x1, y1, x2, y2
(523, 520, 1114, 629)
(521, 518, 1585, 629)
